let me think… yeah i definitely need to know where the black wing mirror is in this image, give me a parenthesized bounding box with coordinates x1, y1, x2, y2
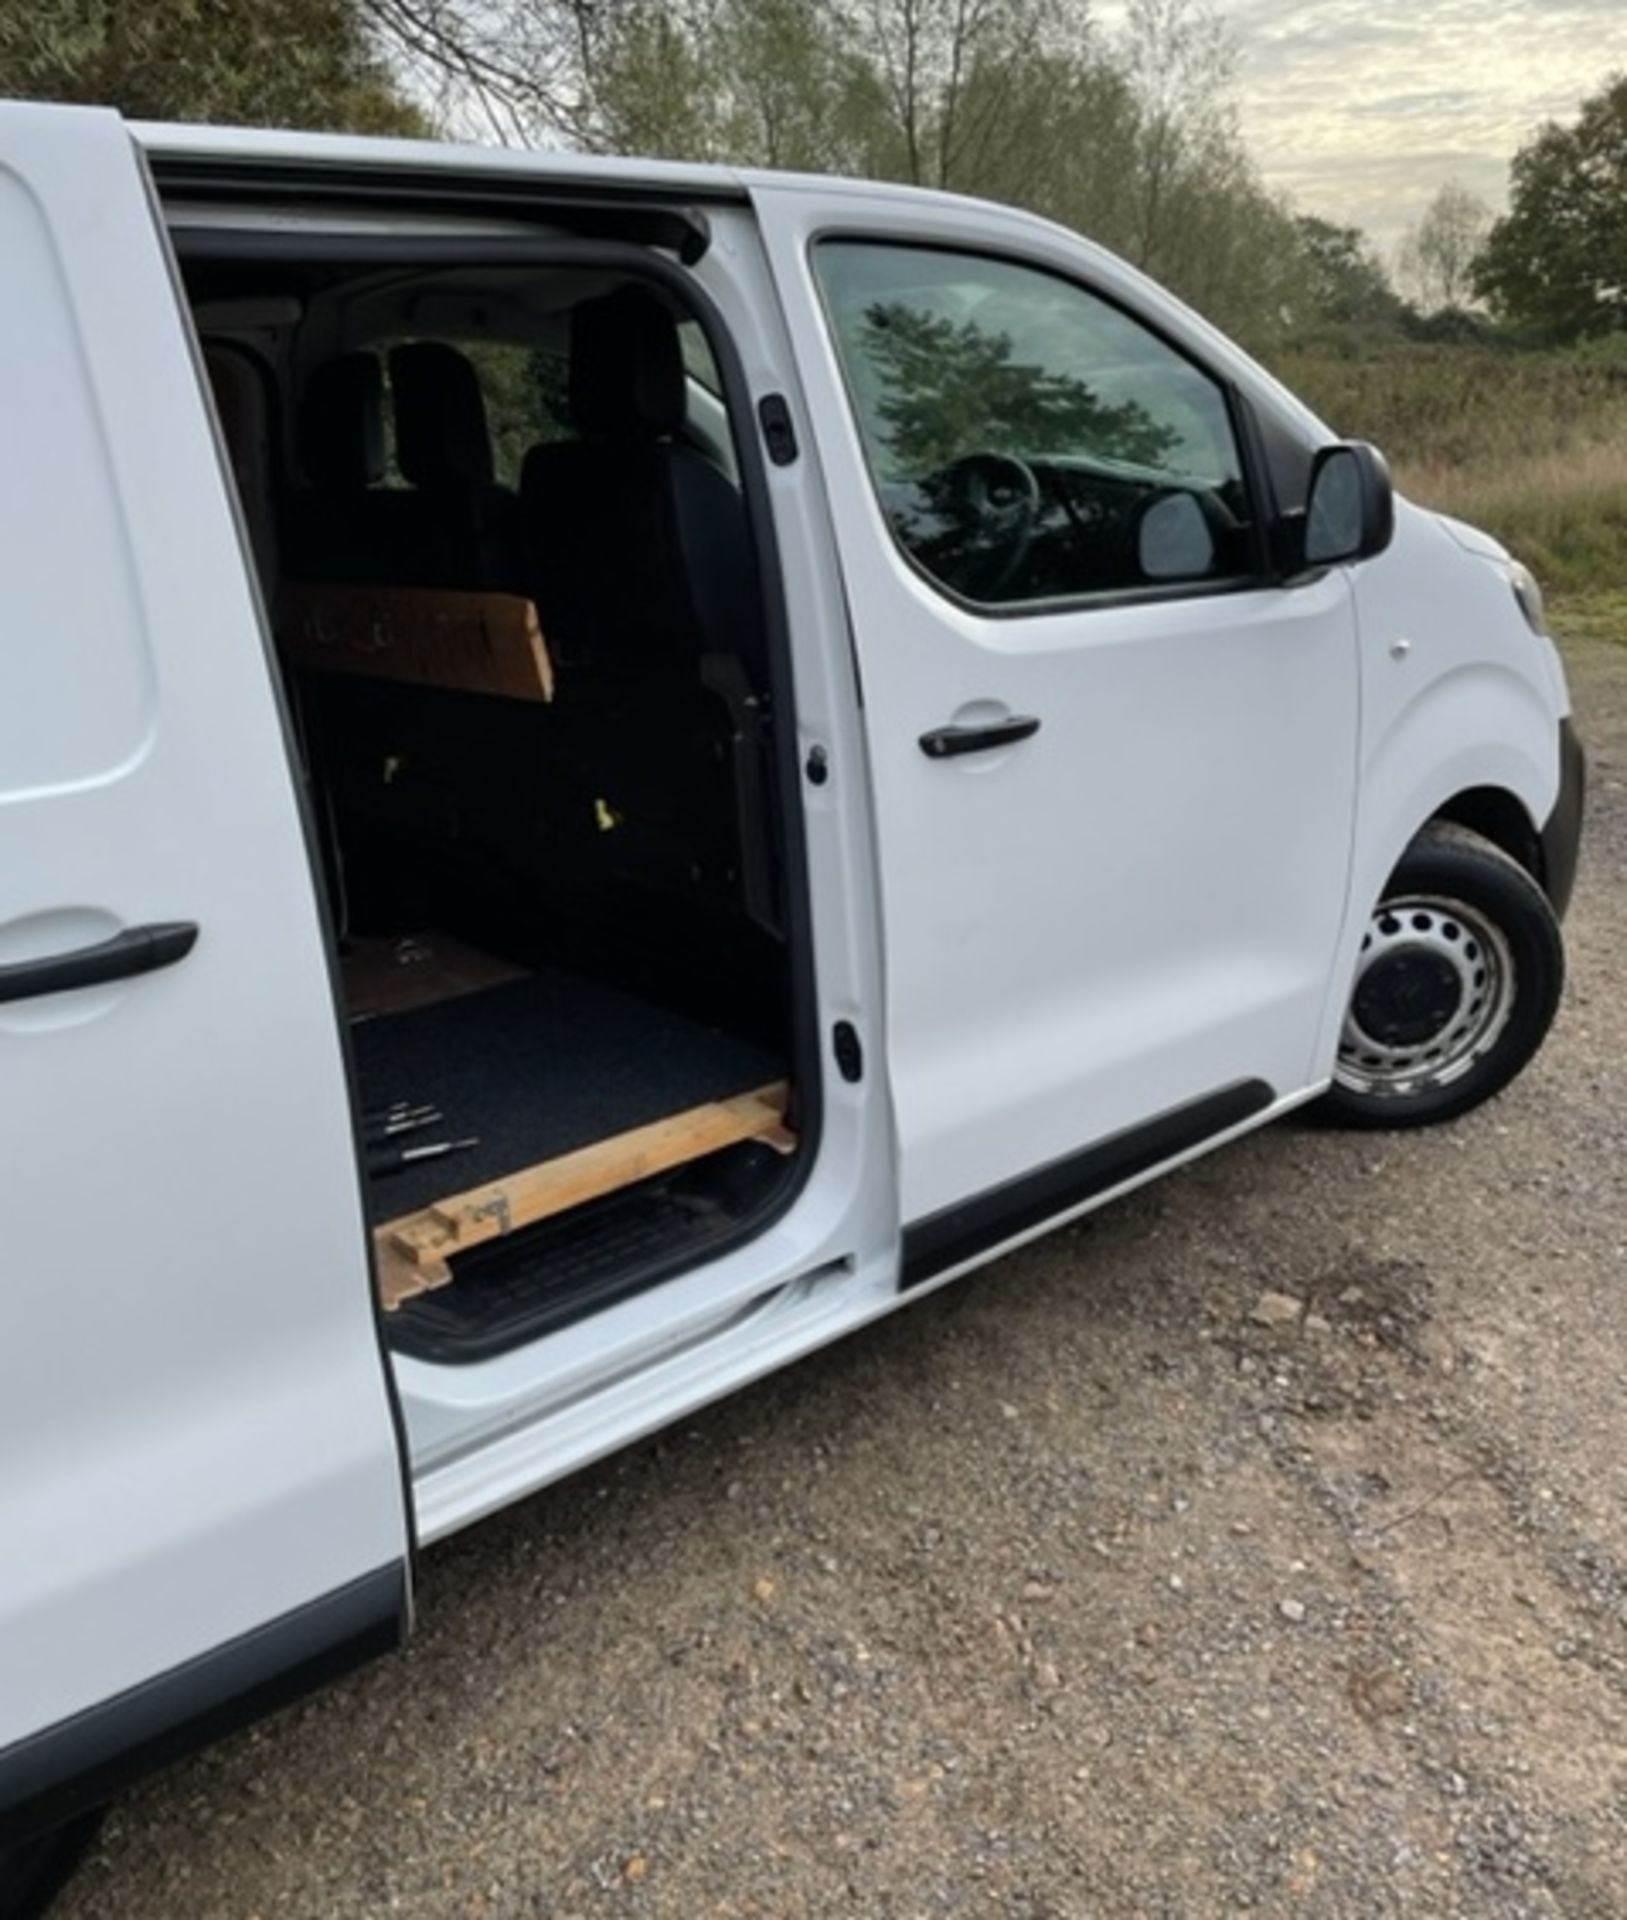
(1301, 441, 1394, 568)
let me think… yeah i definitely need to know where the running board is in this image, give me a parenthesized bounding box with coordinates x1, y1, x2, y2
(375, 1081, 794, 1309)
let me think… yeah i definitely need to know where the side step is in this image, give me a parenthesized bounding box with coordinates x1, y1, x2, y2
(375, 1081, 793, 1309)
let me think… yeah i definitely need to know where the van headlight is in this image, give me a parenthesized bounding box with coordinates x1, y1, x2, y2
(1507, 560, 1548, 637)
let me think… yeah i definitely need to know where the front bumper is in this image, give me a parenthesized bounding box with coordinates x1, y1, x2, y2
(1540, 717, 1585, 920)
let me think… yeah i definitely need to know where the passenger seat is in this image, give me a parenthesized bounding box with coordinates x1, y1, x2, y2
(517, 286, 754, 675)
(388, 341, 516, 589)
(282, 349, 394, 581)
(515, 285, 762, 908)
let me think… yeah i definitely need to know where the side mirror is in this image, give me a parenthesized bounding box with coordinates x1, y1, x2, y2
(1302, 441, 1394, 568)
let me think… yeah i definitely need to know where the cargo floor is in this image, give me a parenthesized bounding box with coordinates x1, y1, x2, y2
(352, 967, 784, 1220)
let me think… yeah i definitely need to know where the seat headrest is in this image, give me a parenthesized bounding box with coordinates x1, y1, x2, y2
(390, 341, 495, 489)
(300, 352, 384, 489)
(569, 286, 686, 440)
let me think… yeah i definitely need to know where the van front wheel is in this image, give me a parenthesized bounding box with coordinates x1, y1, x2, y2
(1318, 823, 1564, 1129)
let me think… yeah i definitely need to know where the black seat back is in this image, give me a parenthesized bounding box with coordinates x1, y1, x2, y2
(388, 341, 516, 588)
(519, 286, 754, 677)
(283, 350, 397, 581)
(514, 285, 764, 906)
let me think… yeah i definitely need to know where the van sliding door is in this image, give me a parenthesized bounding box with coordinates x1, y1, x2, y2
(0, 103, 409, 1843)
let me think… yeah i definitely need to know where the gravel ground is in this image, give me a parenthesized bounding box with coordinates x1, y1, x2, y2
(59, 632, 1626, 1920)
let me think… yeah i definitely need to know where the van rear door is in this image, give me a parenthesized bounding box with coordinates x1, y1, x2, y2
(0, 103, 409, 1840)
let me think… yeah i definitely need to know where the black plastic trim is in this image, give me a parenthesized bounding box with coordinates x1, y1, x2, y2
(0, 1808, 104, 1919)
(919, 715, 1040, 759)
(757, 392, 799, 465)
(1540, 717, 1586, 921)
(900, 1080, 1274, 1289)
(0, 921, 197, 1006)
(0, 1565, 405, 1846)
(383, 1161, 761, 1363)
(152, 154, 722, 260)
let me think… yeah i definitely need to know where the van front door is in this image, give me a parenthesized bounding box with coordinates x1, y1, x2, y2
(757, 200, 1358, 1277)
(0, 104, 409, 1845)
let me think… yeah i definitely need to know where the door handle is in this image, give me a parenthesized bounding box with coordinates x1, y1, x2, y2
(919, 715, 1041, 760)
(0, 921, 199, 1006)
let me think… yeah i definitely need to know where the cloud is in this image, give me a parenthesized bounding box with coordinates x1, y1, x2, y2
(1344, 91, 1480, 123)
(1209, 0, 1623, 245)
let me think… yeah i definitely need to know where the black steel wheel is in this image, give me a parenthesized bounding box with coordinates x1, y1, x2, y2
(1317, 823, 1564, 1129)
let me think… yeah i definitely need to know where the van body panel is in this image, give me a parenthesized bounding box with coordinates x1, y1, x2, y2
(0, 102, 409, 1796)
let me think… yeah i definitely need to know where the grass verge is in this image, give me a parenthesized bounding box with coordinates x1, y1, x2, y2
(1551, 590, 1627, 648)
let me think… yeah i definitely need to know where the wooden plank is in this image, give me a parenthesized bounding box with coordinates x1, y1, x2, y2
(282, 582, 555, 703)
(375, 1080, 793, 1311)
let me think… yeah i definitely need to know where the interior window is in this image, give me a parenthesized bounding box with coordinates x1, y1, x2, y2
(815, 242, 1257, 607)
(679, 319, 721, 397)
(374, 336, 568, 488)
(458, 338, 571, 482)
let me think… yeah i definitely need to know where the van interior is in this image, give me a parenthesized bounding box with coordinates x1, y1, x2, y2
(177, 235, 807, 1363)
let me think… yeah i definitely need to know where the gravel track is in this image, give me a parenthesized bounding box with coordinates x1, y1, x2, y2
(59, 632, 1627, 1920)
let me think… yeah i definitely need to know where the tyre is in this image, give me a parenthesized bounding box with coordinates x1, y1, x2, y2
(0, 1815, 104, 1920)
(1317, 822, 1564, 1129)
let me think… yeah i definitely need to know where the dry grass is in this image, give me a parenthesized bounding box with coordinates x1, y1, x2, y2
(1270, 341, 1627, 597)
(1396, 443, 1627, 602)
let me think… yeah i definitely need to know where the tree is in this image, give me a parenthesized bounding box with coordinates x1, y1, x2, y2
(1395, 181, 1491, 314)
(355, 0, 584, 143)
(1115, 0, 1237, 277)
(345, 0, 1370, 351)
(841, 0, 1071, 191)
(1290, 216, 1407, 333)
(1475, 73, 1627, 340)
(582, 0, 878, 171)
(0, 0, 430, 132)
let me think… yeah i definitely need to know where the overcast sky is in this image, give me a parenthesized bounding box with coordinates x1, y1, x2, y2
(1125, 1, 1624, 252)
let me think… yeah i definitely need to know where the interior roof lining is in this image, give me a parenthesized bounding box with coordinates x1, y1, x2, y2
(188, 263, 672, 357)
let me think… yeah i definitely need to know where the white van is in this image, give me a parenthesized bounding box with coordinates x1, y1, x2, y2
(0, 101, 1584, 1914)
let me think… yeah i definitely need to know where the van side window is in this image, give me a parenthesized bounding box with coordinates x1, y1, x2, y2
(814, 242, 1257, 609)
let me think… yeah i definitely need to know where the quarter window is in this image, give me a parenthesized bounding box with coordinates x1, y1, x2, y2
(815, 242, 1256, 608)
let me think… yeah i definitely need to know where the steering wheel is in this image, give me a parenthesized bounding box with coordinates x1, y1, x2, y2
(931, 451, 1042, 598)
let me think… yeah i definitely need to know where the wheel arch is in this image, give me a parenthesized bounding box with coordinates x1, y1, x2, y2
(1425, 785, 1543, 886)
(1311, 698, 1558, 1084)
